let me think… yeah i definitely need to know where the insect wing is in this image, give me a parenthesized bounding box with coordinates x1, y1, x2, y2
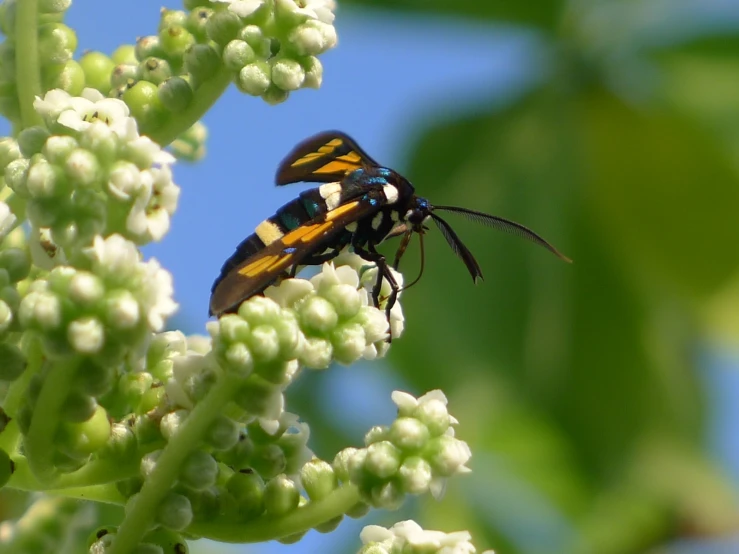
(275, 131, 380, 186)
(209, 196, 386, 316)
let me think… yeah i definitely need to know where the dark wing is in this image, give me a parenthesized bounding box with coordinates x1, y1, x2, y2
(275, 131, 381, 186)
(210, 196, 387, 316)
(433, 205, 572, 263)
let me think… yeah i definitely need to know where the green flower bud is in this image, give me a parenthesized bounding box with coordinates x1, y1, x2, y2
(331, 323, 366, 365)
(301, 458, 337, 501)
(41, 135, 78, 165)
(0, 342, 26, 380)
(184, 44, 220, 82)
(0, 248, 31, 282)
(158, 77, 193, 112)
(181, 451, 218, 490)
(4, 158, 30, 196)
(346, 501, 370, 519)
(43, 59, 85, 95)
(170, 121, 207, 162)
(0, 137, 21, 170)
(249, 324, 280, 362)
(113, 44, 137, 64)
(17, 126, 52, 158)
(298, 336, 332, 369)
(27, 157, 64, 198)
(364, 425, 388, 446)
(238, 25, 270, 58)
(206, 415, 240, 450)
(68, 316, 105, 354)
(64, 148, 101, 188)
(122, 80, 167, 131)
(159, 25, 195, 59)
(427, 435, 471, 477)
(223, 40, 256, 71)
(80, 51, 115, 93)
(135, 36, 165, 62)
(39, 0, 71, 13)
(365, 441, 401, 479)
(224, 342, 254, 375)
(270, 58, 305, 91)
(300, 56, 323, 89)
(160, 410, 189, 441)
(159, 9, 188, 31)
(60, 391, 97, 422)
(226, 470, 265, 519)
(370, 481, 403, 510)
(414, 397, 451, 437)
(236, 61, 271, 96)
(206, 10, 242, 46)
(398, 456, 432, 494)
(187, 8, 213, 41)
(76, 358, 115, 397)
(299, 296, 338, 334)
(111, 63, 140, 88)
(57, 404, 111, 458)
(261, 84, 290, 105)
(38, 23, 77, 65)
(388, 417, 430, 453)
(315, 515, 343, 533)
(251, 443, 286, 478)
(233, 374, 283, 417)
(264, 474, 300, 516)
(333, 447, 359, 482)
(156, 493, 193, 530)
(140, 57, 172, 85)
(141, 528, 188, 554)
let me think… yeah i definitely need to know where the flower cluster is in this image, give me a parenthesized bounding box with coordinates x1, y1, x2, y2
(19, 234, 177, 359)
(211, 0, 337, 103)
(5, 89, 178, 252)
(334, 390, 471, 509)
(360, 520, 490, 554)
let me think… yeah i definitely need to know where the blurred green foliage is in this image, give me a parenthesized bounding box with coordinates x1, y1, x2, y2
(303, 2, 739, 553)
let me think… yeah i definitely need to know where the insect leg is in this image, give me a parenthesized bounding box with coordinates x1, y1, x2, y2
(353, 243, 399, 342)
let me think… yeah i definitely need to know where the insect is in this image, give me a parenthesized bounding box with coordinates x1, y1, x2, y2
(210, 131, 570, 327)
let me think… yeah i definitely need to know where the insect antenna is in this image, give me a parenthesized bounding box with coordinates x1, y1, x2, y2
(433, 205, 572, 263)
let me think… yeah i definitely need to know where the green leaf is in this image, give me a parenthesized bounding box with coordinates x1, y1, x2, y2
(580, 90, 739, 298)
(384, 87, 725, 550)
(340, 1, 566, 31)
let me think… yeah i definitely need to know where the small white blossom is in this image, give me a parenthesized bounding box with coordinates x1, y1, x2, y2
(35, 88, 130, 132)
(0, 202, 17, 241)
(212, 0, 265, 17)
(278, 0, 336, 23)
(361, 520, 483, 554)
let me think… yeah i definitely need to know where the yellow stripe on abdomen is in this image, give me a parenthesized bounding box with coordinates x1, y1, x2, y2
(255, 220, 284, 245)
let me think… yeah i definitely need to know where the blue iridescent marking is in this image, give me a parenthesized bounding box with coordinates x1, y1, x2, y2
(283, 247, 297, 254)
(279, 211, 301, 230)
(417, 198, 430, 209)
(361, 194, 379, 206)
(377, 167, 392, 177)
(301, 198, 321, 218)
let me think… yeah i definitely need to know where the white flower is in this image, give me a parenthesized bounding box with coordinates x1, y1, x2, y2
(0, 201, 17, 241)
(280, 0, 336, 23)
(361, 520, 482, 554)
(86, 234, 178, 331)
(35, 88, 130, 132)
(212, 0, 265, 17)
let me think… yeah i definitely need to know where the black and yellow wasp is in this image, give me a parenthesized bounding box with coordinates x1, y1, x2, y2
(210, 131, 570, 323)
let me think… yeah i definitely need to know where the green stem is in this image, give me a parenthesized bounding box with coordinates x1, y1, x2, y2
(24, 356, 80, 482)
(190, 484, 362, 543)
(4, 334, 44, 419)
(148, 65, 232, 146)
(109, 371, 243, 554)
(9, 453, 140, 491)
(15, 0, 44, 128)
